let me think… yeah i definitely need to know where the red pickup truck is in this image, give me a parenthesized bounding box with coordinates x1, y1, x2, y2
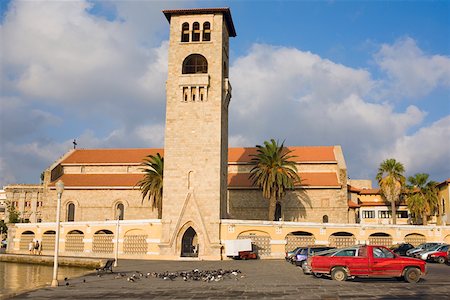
(308, 245, 426, 283)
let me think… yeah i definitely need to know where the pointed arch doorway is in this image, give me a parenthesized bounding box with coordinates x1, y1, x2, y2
(181, 227, 198, 257)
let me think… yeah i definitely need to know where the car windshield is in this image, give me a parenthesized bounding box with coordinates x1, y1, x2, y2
(428, 244, 442, 251)
(298, 248, 307, 255)
(438, 245, 449, 251)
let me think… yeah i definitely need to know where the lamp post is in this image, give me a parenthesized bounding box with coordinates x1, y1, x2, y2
(51, 180, 64, 287)
(114, 208, 120, 267)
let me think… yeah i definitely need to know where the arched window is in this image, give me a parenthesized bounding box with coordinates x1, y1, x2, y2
(116, 203, 124, 220)
(202, 22, 211, 41)
(181, 22, 189, 42)
(67, 203, 75, 222)
(192, 22, 200, 42)
(182, 54, 208, 74)
(322, 215, 329, 223)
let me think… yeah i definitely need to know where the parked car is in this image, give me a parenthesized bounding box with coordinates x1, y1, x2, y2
(415, 244, 447, 260)
(285, 247, 304, 262)
(308, 245, 426, 283)
(390, 243, 414, 256)
(427, 246, 450, 264)
(406, 242, 442, 257)
(293, 246, 335, 267)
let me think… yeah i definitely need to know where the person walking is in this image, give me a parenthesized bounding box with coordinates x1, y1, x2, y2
(34, 240, 40, 255)
(37, 240, 42, 255)
(29, 240, 35, 254)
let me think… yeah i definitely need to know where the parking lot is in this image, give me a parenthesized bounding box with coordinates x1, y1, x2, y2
(11, 259, 450, 299)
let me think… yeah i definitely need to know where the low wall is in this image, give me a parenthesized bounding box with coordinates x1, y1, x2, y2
(7, 219, 450, 260)
(0, 254, 105, 268)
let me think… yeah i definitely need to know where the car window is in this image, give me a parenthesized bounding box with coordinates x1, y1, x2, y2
(311, 247, 330, 254)
(333, 249, 357, 257)
(373, 247, 394, 258)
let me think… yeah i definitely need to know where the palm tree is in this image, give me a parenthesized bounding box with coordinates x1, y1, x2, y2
(376, 158, 405, 225)
(137, 153, 164, 219)
(249, 139, 301, 221)
(406, 173, 439, 225)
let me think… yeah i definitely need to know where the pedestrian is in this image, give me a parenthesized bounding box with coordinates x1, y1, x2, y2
(29, 240, 35, 254)
(37, 240, 42, 255)
(34, 240, 40, 255)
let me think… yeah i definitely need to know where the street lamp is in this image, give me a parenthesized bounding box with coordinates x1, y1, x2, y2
(51, 180, 64, 287)
(114, 208, 121, 267)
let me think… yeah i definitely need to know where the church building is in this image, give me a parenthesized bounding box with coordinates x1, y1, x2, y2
(7, 8, 447, 260)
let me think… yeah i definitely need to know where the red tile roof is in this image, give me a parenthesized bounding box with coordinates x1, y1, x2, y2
(359, 188, 380, 195)
(347, 200, 360, 208)
(49, 174, 144, 188)
(49, 172, 340, 189)
(228, 172, 340, 188)
(61, 147, 336, 165)
(62, 149, 164, 164)
(347, 185, 362, 193)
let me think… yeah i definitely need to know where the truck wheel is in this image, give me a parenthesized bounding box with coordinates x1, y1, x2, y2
(404, 267, 421, 283)
(437, 257, 446, 264)
(331, 267, 348, 282)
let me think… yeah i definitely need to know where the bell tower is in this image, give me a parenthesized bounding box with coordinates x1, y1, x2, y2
(160, 8, 236, 259)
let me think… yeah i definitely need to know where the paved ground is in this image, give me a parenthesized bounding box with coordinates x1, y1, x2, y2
(10, 259, 450, 299)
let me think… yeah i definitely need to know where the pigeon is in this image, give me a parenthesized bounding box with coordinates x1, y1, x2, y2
(65, 282, 69, 286)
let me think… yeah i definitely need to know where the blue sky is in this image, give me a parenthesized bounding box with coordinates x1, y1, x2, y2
(1, 0, 449, 187)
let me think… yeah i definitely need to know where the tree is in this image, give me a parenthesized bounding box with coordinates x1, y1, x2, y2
(0, 220, 7, 236)
(376, 158, 405, 225)
(406, 173, 439, 225)
(6, 201, 20, 224)
(249, 139, 301, 221)
(137, 153, 164, 219)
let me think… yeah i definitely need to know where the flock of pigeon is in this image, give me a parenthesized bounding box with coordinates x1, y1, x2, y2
(114, 269, 244, 282)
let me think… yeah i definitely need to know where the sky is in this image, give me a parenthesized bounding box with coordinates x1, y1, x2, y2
(0, 0, 449, 188)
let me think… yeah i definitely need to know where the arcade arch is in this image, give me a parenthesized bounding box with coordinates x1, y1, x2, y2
(368, 232, 392, 247)
(42, 230, 56, 252)
(124, 229, 148, 254)
(65, 230, 84, 252)
(285, 231, 315, 252)
(404, 233, 426, 246)
(238, 230, 271, 257)
(329, 232, 356, 248)
(19, 231, 35, 251)
(93, 230, 114, 253)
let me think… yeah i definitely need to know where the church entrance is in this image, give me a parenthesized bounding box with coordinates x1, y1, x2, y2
(181, 227, 198, 257)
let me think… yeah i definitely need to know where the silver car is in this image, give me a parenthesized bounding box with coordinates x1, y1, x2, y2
(406, 242, 442, 256)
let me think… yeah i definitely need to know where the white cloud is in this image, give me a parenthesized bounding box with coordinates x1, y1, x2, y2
(381, 116, 450, 180)
(0, 2, 448, 188)
(229, 43, 433, 181)
(374, 37, 450, 99)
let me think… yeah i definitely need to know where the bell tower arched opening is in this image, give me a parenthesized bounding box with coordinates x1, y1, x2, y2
(181, 227, 198, 257)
